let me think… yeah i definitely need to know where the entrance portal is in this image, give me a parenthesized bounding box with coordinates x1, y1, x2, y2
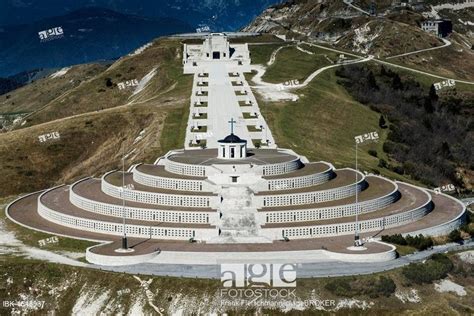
(213, 52, 220, 59)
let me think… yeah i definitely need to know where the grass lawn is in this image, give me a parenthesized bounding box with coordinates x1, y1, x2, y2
(247, 125, 261, 132)
(160, 105, 189, 154)
(242, 112, 257, 119)
(239, 101, 252, 107)
(262, 46, 334, 84)
(249, 43, 287, 65)
(194, 126, 208, 133)
(193, 113, 208, 119)
(395, 244, 417, 256)
(194, 102, 208, 107)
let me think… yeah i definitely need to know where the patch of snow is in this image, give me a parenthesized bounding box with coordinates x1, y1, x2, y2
(128, 296, 146, 315)
(129, 42, 153, 56)
(458, 250, 474, 264)
(458, 19, 474, 26)
(50, 67, 71, 79)
(432, 1, 474, 11)
(334, 298, 374, 311)
(351, 22, 382, 54)
(434, 279, 467, 296)
(0, 219, 22, 248)
(132, 68, 158, 96)
(133, 129, 146, 144)
(395, 289, 421, 303)
(72, 289, 110, 315)
(423, 6, 441, 19)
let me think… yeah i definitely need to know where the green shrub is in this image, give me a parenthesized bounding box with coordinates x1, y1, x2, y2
(325, 276, 396, 298)
(381, 234, 407, 245)
(373, 276, 396, 297)
(402, 254, 453, 284)
(368, 149, 378, 157)
(378, 158, 388, 168)
(382, 234, 433, 251)
(405, 234, 433, 251)
(325, 278, 352, 297)
(448, 229, 462, 242)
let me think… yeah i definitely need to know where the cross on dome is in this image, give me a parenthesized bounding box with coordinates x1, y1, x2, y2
(228, 117, 236, 134)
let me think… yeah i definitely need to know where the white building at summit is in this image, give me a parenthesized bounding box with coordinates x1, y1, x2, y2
(183, 33, 250, 73)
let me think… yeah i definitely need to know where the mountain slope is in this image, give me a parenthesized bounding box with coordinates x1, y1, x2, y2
(244, 0, 474, 80)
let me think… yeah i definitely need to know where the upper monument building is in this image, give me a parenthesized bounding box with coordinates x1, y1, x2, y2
(183, 33, 251, 74)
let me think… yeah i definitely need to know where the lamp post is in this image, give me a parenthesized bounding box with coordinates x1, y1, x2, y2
(353, 131, 379, 247)
(354, 141, 360, 246)
(121, 147, 129, 250)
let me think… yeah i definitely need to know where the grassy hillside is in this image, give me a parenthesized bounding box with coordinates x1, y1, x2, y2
(0, 38, 192, 197)
(18, 39, 189, 128)
(0, 104, 168, 196)
(0, 64, 108, 116)
(262, 46, 338, 83)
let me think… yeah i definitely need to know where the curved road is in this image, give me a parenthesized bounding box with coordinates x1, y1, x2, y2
(386, 38, 451, 60)
(300, 41, 474, 86)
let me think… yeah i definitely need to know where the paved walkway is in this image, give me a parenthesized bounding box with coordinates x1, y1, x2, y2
(206, 63, 254, 148)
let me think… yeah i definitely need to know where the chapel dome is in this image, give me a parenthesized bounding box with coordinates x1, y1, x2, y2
(219, 133, 246, 144)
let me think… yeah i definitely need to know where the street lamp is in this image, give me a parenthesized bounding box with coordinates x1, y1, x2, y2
(354, 141, 360, 246)
(353, 131, 379, 247)
(115, 145, 134, 253)
(121, 148, 128, 250)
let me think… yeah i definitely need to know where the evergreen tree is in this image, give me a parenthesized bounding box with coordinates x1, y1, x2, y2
(440, 141, 452, 159)
(379, 115, 387, 128)
(367, 71, 378, 89)
(423, 97, 434, 114)
(391, 73, 403, 90)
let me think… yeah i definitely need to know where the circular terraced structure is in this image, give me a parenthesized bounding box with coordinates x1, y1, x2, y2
(7, 147, 466, 266)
